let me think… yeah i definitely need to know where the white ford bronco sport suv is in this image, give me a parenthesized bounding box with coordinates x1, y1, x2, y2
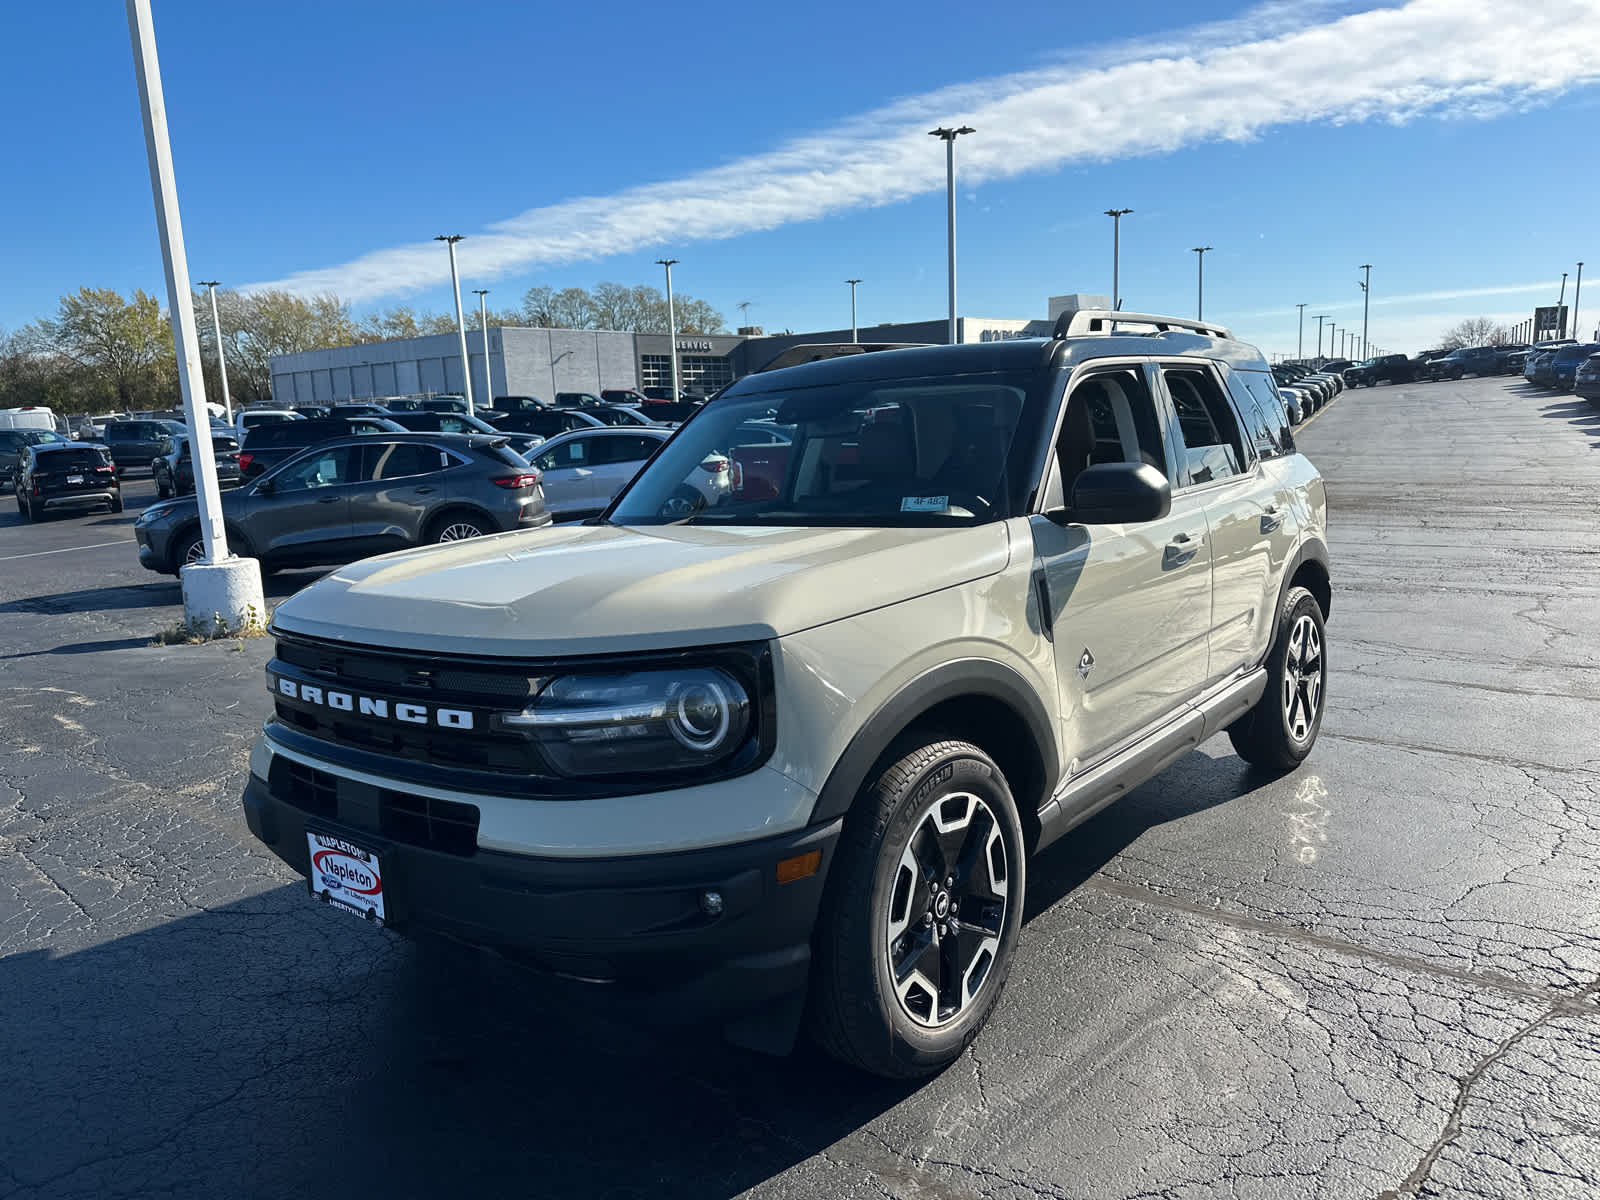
(245, 309, 1330, 1078)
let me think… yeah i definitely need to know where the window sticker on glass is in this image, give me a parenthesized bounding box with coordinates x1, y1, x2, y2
(900, 496, 949, 513)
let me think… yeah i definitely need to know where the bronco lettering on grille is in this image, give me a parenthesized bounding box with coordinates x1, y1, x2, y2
(273, 675, 475, 730)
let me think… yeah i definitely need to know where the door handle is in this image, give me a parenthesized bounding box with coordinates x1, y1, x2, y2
(1163, 532, 1203, 569)
(414, 486, 435, 494)
(1260, 506, 1283, 534)
(317, 495, 341, 504)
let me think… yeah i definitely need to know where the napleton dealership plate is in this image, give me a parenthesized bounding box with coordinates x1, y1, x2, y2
(306, 831, 386, 924)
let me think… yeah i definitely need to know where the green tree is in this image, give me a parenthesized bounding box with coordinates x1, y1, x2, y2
(41, 287, 174, 408)
(199, 288, 358, 405)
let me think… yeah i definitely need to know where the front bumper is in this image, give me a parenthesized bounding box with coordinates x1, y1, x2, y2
(242, 754, 840, 1032)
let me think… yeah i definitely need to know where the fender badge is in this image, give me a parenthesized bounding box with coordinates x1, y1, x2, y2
(1078, 649, 1095, 679)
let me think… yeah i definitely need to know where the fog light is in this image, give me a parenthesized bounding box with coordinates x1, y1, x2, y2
(699, 890, 724, 917)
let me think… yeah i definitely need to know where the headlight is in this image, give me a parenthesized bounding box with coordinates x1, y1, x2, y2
(496, 667, 752, 777)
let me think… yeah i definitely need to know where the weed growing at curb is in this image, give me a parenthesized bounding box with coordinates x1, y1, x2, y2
(151, 603, 269, 647)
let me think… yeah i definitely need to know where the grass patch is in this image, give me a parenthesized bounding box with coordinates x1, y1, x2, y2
(151, 604, 270, 647)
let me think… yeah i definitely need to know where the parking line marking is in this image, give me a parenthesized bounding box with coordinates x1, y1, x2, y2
(0, 539, 135, 562)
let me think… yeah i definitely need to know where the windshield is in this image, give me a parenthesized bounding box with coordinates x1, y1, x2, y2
(608, 370, 1041, 528)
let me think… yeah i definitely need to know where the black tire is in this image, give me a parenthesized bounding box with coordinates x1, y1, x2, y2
(427, 512, 489, 544)
(658, 485, 705, 519)
(172, 529, 205, 573)
(109, 494, 124, 514)
(23, 494, 41, 522)
(1228, 585, 1327, 771)
(156, 474, 171, 499)
(809, 737, 1026, 1079)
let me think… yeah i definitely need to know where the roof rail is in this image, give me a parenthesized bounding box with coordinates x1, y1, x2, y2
(1053, 308, 1234, 341)
(753, 342, 929, 374)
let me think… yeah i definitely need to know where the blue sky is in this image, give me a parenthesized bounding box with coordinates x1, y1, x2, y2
(4, 0, 1598, 359)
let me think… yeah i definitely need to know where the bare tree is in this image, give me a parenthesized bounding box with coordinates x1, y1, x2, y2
(1439, 317, 1512, 350)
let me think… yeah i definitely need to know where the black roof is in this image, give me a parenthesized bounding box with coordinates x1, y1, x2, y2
(722, 340, 1049, 396)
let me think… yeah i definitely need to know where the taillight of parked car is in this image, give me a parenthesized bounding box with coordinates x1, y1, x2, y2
(491, 472, 542, 489)
(699, 457, 730, 475)
(237, 452, 254, 473)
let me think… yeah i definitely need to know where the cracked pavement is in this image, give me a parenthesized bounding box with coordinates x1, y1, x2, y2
(2, 376, 1599, 1198)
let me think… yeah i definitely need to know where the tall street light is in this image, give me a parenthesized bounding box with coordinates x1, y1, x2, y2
(1573, 262, 1584, 343)
(1105, 208, 1133, 310)
(930, 126, 975, 345)
(1191, 246, 1212, 320)
(1358, 264, 1372, 361)
(435, 234, 473, 414)
(1296, 303, 1307, 360)
(1314, 314, 1331, 358)
(196, 280, 233, 424)
(472, 289, 492, 405)
(846, 279, 862, 341)
(656, 259, 680, 400)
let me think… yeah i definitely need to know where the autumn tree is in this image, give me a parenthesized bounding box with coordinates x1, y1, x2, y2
(40, 287, 175, 408)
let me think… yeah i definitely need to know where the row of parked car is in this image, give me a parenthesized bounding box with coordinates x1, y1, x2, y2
(1516, 341, 1600, 394)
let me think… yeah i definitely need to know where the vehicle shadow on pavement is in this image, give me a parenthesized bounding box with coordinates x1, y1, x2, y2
(0, 884, 913, 1200)
(1025, 748, 1270, 919)
(0, 581, 181, 615)
(0, 635, 154, 660)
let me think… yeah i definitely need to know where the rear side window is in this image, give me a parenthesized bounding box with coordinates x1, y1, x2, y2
(1228, 371, 1291, 459)
(362, 442, 448, 480)
(589, 435, 660, 466)
(1162, 366, 1249, 486)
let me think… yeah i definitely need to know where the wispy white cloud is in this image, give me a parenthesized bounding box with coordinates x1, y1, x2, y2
(1241, 280, 1568, 319)
(247, 0, 1600, 303)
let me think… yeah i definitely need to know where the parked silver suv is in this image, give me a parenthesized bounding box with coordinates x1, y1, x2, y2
(243, 310, 1329, 1078)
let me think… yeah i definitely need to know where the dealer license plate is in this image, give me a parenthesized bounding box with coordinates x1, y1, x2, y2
(306, 831, 386, 924)
(67, 474, 84, 484)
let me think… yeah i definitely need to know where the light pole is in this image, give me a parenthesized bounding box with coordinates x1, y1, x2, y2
(1314, 314, 1331, 358)
(1296, 303, 1306, 360)
(196, 280, 233, 424)
(930, 126, 975, 344)
(1105, 208, 1133, 310)
(126, 0, 267, 632)
(472, 289, 491, 405)
(435, 234, 474, 414)
(1190, 246, 1212, 320)
(656, 258, 680, 400)
(1358, 264, 1372, 361)
(846, 279, 862, 341)
(1573, 262, 1584, 345)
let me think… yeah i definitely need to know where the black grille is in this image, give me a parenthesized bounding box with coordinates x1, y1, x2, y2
(274, 758, 479, 857)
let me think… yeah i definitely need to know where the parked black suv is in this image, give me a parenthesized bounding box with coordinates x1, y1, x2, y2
(1433, 346, 1506, 379)
(152, 432, 242, 498)
(488, 408, 605, 438)
(1344, 354, 1416, 386)
(13, 442, 122, 520)
(134, 433, 550, 574)
(103, 419, 184, 474)
(237, 416, 406, 482)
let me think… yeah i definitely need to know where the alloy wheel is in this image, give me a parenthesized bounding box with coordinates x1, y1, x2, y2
(1282, 614, 1324, 743)
(885, 791, 1010, 1029)
(437, 521, 484, 542)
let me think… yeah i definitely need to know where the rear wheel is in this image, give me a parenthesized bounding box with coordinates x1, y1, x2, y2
(809, 737, 1026, 1078)
(659, 485, 704, 518)
(173, 529, 206, 572)
(109, 494, 124, 514)
(428, 513, 488, 544)
(1229, 585, 1326, 770)
(156, 474, 171, 499)
(23, 494, 41, 522)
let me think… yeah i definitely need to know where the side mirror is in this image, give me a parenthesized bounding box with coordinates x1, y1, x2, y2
(1048, 462, 1172, 525)
(253, 477, 274, 495)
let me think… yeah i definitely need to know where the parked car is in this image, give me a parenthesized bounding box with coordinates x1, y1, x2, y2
(241, 307, 1327, 1077)
(1433, 346, 1506, 379)
(236, 416, 407, 482)
(1550, 343, 1600, 391)
(1344, 354, 1416, 386)
(0, 428, 70, 489)
(12, 441, 121, 520)
(725, 420, 796, 501)
(1318, 359, 1354, 377)
(236, 409, 304, 439)
(489, 395, 547, 414)
(134, 432, 549, 575)
(384, 410, 545, 458)
(600, 388, 653, 407)
(1413, 349, 1455, 380)
(585, 405, 660, 427)
(1530, 350, 1563, 387)
(152, 432, 242, 498)
(329, 403, 393, 419)
(1575, 353, 1600, 401)
(529, 426, 728, 521)
(1276, 388, 1308, 424)
(489, 408, 607, 440)
(292, 405, 331, 419)
(553, 392, 606, 408)
(0, 406, 60, 435)
(635, 399, 705, 424)
(103, 419, 184, 475)
(640, 385, 697, 402)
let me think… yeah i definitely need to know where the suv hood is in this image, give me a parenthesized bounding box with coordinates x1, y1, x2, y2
(271, 522, 1014, 656)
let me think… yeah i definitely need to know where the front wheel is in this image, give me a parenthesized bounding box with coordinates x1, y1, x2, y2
(809, 737, 1026, 1078)
(1229, 585, 1326, 770)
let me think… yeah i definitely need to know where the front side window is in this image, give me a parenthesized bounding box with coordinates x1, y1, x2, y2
(270, 447, 353, 492)
(1163, 366, 1248, 486)
(1052, 368, 1169, 504)
(534, 437, 592, 472)
(589, 435, 661, 466)
(609, 371, 1040, 527)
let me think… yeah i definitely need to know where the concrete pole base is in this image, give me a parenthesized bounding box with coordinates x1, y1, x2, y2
(180, 556, 267, 636)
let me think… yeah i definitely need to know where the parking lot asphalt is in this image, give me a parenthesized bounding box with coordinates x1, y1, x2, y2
(2, 379, 1599, 1200)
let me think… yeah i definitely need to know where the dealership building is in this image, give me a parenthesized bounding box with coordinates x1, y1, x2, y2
(265, 295, 1106, 405)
